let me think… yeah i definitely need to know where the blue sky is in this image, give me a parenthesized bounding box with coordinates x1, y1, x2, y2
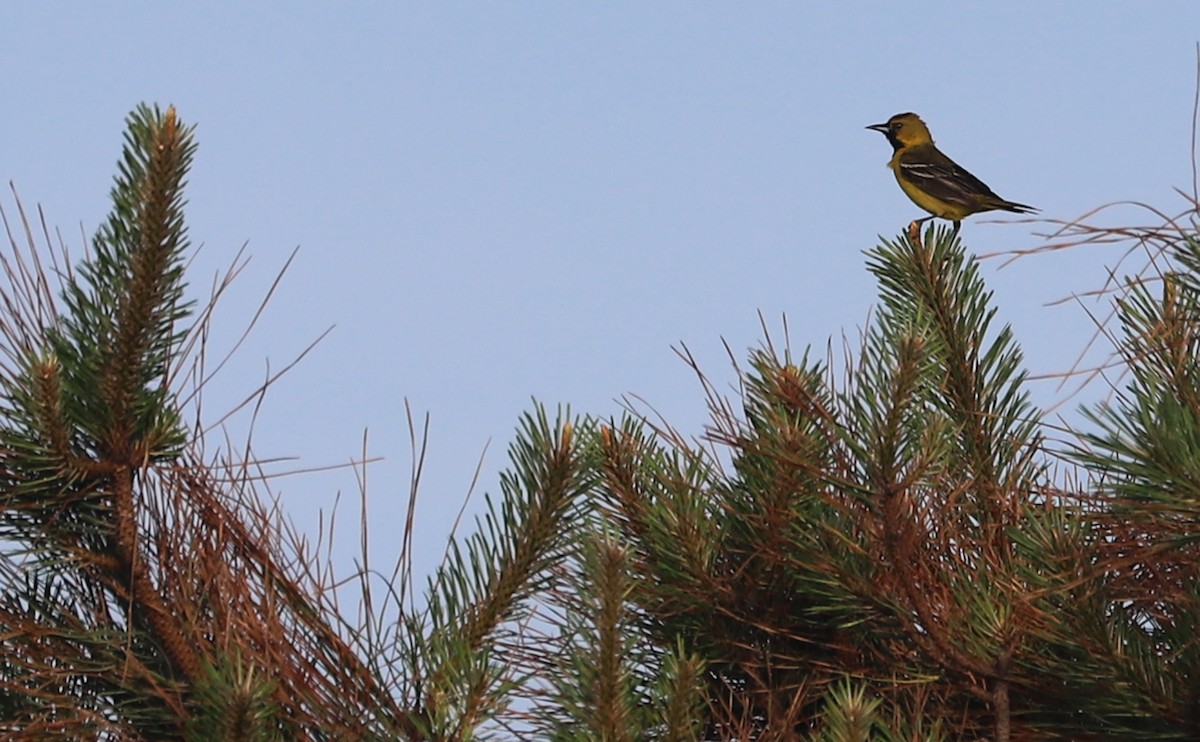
(4, 4, 1199, 582)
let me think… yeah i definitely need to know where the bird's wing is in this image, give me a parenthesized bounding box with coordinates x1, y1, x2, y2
(898, 146, 1000, 207)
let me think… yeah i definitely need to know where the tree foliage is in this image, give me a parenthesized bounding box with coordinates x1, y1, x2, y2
(3, 103, 1200, 741)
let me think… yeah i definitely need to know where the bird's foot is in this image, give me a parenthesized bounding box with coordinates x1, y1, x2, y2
(907, 220, 923, 246)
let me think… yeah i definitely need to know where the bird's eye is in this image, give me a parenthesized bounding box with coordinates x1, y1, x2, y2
(892, 122, 903, 130)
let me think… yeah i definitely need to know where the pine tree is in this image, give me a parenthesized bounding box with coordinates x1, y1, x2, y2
(6, 101, 1200, 742)
(0, 106, 414, 740)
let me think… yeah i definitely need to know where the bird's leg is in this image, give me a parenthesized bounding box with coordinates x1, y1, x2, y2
(951, 221, 961, 238)
(907, 216, 932, 247)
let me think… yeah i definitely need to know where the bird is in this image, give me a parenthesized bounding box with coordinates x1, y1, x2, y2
(866, 112, 1036, 236)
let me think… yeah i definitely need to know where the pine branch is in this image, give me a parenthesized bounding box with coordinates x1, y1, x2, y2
(419, 406, 593, 737)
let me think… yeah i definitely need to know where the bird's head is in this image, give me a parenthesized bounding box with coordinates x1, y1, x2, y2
(866, 112, 933, 151)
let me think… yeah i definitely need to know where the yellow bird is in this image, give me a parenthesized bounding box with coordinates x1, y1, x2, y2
(867, 112, 1036, 233)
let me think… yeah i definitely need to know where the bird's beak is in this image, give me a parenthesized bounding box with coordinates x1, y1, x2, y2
(866, 123, 889, 133)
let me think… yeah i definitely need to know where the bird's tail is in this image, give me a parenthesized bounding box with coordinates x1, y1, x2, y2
(993, 198, 1038, 215)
